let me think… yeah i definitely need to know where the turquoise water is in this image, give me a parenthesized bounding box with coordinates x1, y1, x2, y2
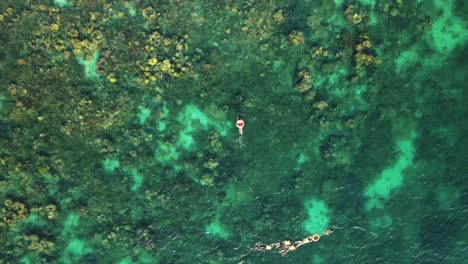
(0, 0, 467, 263)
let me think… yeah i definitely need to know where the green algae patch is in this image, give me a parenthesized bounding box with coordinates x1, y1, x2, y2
(365, 133, 416, 210)
(358, 0, 376, 7)
(328, 67, 349, 95)
(137, 251, 156, 264)
(24, 213, 46, 227)
(177, 105, 209, 130)
(333, 0, 345, 7)
(103, 158, 120, 173)
(357, 0, 378, 25)
(155, 143, 180, 162)
(119, 254, 157, 264)
(156, 104, 224, 161)
(120, 167, 144, 191)
(302, 199, 330, 234)
(395, 47, 419, 74)
(138, 106, 152, 125)
(313, 254, 324, 264)
(62, 239, 92, 264)
(157, 103, 169, 132)
(162, 103, 170, 116)
(54, 0, 71, 8)
(0, 95, 5, 111)
(178, 132, 195, 150)
(117, 257, 134, 264)
(66, 239, 85, 256)
(63, 212, 80, 235)
(425, 0, 468, 54)
(176, 104, 231, 150)
(158, 122, 166, 132)
(154, 143, 182, 172)
(394, 45, 448, 75)
(21, 257, 31, 264)
(297, 153, 309, 165)
(205, 219, 231, 239)
(60, 213, 92, 264)
(124, 1, 137, 17)
(428, 15, 467, 54)
(77, 51, 100, 79)
(130, 168, 144, 191)
(155, 104, 230, 172)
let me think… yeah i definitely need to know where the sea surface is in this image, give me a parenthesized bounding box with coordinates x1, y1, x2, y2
(0, 0, 467, 263)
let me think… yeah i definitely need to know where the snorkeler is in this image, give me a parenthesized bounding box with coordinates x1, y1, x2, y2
(253, 228, 334, 256)
(236, 117, 245, 135)
(278, 244, 297, 256)
(323, 228, 333, 235)
(253, 243, 273, 252)
(301, 235, 313, 245)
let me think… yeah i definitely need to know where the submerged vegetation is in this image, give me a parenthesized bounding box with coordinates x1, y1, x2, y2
(0, 0, 466, 263)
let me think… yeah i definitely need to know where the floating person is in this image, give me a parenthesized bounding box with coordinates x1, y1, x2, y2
(236, 117, 245, 135)
(323, 228, 333, 235)
(300, 235, 314, 246)
(253, 242, 273, 252)
(279, 243, 298, 256)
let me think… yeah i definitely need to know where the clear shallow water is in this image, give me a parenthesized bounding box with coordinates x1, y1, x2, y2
(0, 0, 467, 263)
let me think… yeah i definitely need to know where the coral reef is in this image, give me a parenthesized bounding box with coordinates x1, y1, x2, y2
(1, 199, 29, 226)
(0, 0, 465, 263)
